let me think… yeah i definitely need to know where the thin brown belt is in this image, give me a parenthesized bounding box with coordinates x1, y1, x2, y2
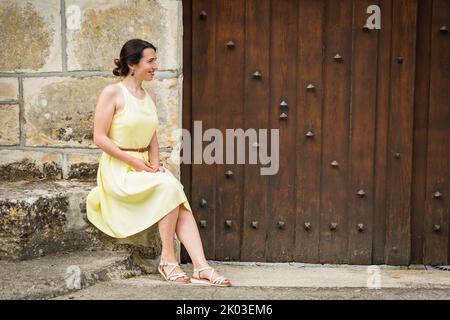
(118, 142, 151, 153)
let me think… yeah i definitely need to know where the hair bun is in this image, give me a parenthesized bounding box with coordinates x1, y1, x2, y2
(113, 58, 122, 76)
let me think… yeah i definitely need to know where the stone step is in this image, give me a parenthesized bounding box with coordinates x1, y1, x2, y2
(0, 148, 178, 182)
(0, 250, 144, 300)
(0, 179, 102, 260)
(52, 262, 450, 300)
(0, 179, 162, 261)
(0, 149, 100, 181)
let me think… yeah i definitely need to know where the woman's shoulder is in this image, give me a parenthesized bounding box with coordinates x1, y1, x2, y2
(96, 83, 124, 110)
(101, 83, 122, 97)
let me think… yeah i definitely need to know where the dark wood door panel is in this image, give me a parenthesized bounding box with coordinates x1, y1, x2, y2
(183, 0, 450, 265)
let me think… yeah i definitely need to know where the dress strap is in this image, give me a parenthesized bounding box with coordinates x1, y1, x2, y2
(117, 81, 128, 97)
(116, 82, 130, 115)
(143, 87, 157, 109)
(142, 87, 151, 100)
(119, 81, 147, 102)
(117, 82, 129, 100)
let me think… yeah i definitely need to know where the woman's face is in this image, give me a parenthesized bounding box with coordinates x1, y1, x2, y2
(132, 48, 157, 81)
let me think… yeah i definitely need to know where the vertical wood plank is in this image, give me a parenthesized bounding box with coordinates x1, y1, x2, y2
(373, 0, 392, 264)
(319, 0, 353, 264)
(214, 0, 245, 261)
(191, 0, 217, 259)
(385, 0, 418, 265)
(181, 0, 192, 263)
(241, 0, 270, 261)
(411, 0, 432, 264)
(266, 0, 298, 261)
(295, 0, 325, 263)
(347, 0, 379, 264)
(423, 0, 450, 265)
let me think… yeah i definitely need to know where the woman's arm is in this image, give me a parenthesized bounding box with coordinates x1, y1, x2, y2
(93, 85, 137, 166)
(147, 89, 160, 166)
(148, 131, 160, 166)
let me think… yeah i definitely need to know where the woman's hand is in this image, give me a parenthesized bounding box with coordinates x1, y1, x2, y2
(149, 163, 166, 172)
(129, 158, 163, 173)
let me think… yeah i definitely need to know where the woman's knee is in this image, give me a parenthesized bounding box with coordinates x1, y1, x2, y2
(169, 205, 180, 218)
(159, 206, 179, 225)
(183, 204, 194, 215)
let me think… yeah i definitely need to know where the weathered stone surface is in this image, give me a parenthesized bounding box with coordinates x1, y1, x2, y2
(23, 76, 182, 150)
(0, 78, 19, 100)
(0, 0, 62, 72)
(0, 180, 162, 261)
(66, 0, 181, 72)
(66, 152, 101, 180)
(0, 180, 96, 260)
(0, 149, 62, 181)
(159, 150, 181, 180)
(0, 250, 143, 300)
(0, 182, 71, 260)
(65, 149, 181, 180)
(0, 148, 181, 182)
(0, 104, 20, 145)
(65, 149, 179, 181)
(144, 78, 182, 149)
(23, 76, 115, 147)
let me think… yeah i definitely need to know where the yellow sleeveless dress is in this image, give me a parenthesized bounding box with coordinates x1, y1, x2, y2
(86, 81, 192, 238)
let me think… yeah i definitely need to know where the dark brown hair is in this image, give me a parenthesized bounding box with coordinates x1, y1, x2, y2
(113, 39, 157, 76)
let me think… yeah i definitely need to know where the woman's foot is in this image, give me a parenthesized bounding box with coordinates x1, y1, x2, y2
(158, 260, 190, 283)
(191, 265, 231, 287)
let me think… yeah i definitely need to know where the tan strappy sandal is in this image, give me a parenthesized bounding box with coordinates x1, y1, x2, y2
(158, 261, 190, 284)
(190, 266, 231, 287)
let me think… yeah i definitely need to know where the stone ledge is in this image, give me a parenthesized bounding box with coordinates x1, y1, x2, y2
(0, 149, 179, 181)
(0, 150, 64, 181)
(0, 250, 143, 300)
(0, 180, 162, 261)
(52, 262, 450, 300)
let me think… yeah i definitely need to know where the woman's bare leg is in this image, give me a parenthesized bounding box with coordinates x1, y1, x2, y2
(157, 206, 189, 281)
(175, 205, 230, 284)
(174, 205, 208, 268)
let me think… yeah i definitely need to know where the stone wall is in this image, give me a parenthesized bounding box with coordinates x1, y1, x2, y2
(0, 0, 184, 262)
(0, 0, 184, 180)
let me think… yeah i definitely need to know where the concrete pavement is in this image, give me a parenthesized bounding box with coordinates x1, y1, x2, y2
(52, 261, 450, 300)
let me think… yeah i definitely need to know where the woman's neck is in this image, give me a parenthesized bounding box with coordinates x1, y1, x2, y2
(121, 76, 143, 92)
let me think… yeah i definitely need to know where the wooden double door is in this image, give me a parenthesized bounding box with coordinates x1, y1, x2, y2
(181, 0, 450, 265)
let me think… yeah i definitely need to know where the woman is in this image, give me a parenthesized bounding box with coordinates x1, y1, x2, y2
(86, 39, 231, 287)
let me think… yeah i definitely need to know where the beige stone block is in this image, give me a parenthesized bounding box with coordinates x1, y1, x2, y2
(144, 78, 181, 149)
(23, 76, 116, 147)
(159, 150, 180, 180)
(0, 104, 19, 145)
(0, 0, 61, 72)
(66, 152, 101, 180)
(66, 0, 181, 72)
(0, 149, 62, 180)
(0, 78, 19, 100)
(23, 75, 182, 162)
